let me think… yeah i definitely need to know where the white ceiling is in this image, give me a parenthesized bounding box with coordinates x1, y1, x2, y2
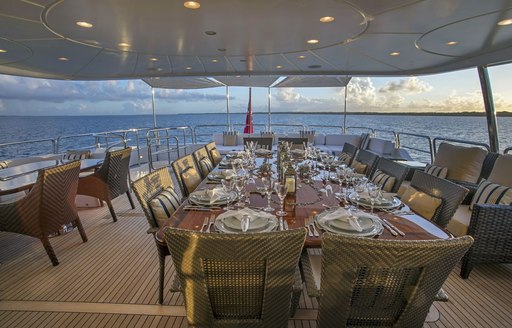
(1, 0, 512, 80)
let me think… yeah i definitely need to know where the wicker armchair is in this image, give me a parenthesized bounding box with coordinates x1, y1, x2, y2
(243, 137, 273, 150)
(163, 227, 307, 327)
(300, 234, 473, 328)
(171, 154, 202, 197)
(192, 147, 214, 179)
(350, 149, 379, 176)
(0, 161, 87, 266)
(371, 157, 409, 193)
(205, 142, 222, 167)
(77, 147, 135, 222)
(409, 170, 468, 228)
(131, 167, 181, 304)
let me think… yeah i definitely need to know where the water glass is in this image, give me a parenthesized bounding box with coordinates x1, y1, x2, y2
(262, 177, 274, 212)
(221, 178, 235, 210)
(367, 183, 380, 213)
(274, 182, 288, 217)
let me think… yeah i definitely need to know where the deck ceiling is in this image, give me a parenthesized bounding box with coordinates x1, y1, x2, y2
(1, 0, 512, 80)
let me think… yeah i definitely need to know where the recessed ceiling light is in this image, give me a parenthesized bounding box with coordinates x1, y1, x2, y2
(58, 57, 69, 61)
(184, 1, 200, 9)
(320, 16, 335, 23)
(297, 55, 305, 59)
(308, 64, 322, 69)
(149, 57, 158, 61)
(211, 59, 218, 63)
(118, 42, 130, 47)
(240, 59, 247, 62)
(276, 65, 283, 69)
(497, 18, 512, 26)
(205, 31, 217, 36)
(218, 48, 227, 52)
(185, 66, 192, 70)
(389, 52, 400, 56)
(446, 41, 458, 46)
(76, 21, 93, 28)
(307, 39, 319, 44)
(0, 49, 6, 53)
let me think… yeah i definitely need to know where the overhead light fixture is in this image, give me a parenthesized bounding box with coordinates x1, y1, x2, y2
(118, 42, 130, 47)
(320, 16, 335, 23)
(497, 18, 512, 26)
(446, 41, 458, 46)
(211, 59, 218, 63)
(185, 66, 192, 70)
(205, 31, 217, 36)
(389, 52, 400, 56)
(298, 55, 305, 59)
(218, 48, 227, 52)
(76, 21, 93, 28)
(0, 49, 6, 53)
(308, 64, 321, 69)
(307, 39, 319, 44)
(149, 57, 158, 61)
(58, 57, 69, 61)
(184, 1, 200, 9)
(276, 65, 283, 69)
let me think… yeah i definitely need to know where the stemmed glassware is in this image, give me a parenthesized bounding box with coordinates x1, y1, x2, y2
(234, 176, 246, 208)
(274, 182, 288, 217)
(221, 178, 235, 210)
(367, 183, 380, 214)
(262, 176, 274, 212)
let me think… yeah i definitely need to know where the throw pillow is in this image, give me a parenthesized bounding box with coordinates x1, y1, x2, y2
(199, 157, 213, 176)
(149, 187, 181, 227)
(372, 170, 397, 192)
(209, 147, 222, 166)
(401, 186, 442, 221)
(63, 150, 91, 160)
(339, 152, 352, 165)
(425, 164, 448, 179)
(470, 179, 512, 210)
(351, 160, 367, 175)
(0, 161, 7, 169)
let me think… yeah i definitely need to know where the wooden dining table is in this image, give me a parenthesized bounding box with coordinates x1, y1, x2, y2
(0, 159, 103, 196)
(156, 156, 452, 248)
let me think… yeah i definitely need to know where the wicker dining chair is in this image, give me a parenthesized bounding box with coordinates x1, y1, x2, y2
(171, 154, 202, 197)
(77, 147, 135, 222)
(205, 142, 223, 167)
(408, 170, 468, 228)
(339, 142, 358, 165)
(371, 157, 409, 193)
(243, 137, 273, 150)
(350, 148, 379, 177)
(0, 161, 87, 266)
(163, 227, 307, 328)
(131, 167, 181, 304)
(300, 234, 473, 328)
(192, 147, 214, 179)
(278, 137, 309, 150)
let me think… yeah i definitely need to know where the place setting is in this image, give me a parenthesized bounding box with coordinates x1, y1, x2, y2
(213, 207, 279, 233)
(314, 206, 384, 237)
(185, 186, 237, 211)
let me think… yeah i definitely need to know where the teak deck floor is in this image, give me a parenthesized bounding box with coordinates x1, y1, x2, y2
(1, 192, 511, 327)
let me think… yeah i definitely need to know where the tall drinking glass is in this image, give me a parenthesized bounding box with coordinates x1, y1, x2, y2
(262, 177, 274, 212)
(235, 176, 246, 208)
(221, 178, 235, 210)
(274, 182, 288, 216)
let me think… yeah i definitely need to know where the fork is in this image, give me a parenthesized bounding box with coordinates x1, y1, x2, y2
(201, 216, 209, 232)
(305, 217, 313, 237)
(206, 214, 215, 233)
(309, 216, 320, 237)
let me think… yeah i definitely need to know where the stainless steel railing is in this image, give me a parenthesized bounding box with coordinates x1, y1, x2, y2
(396, 132, 434, 163)
(146, 128, 180, 172)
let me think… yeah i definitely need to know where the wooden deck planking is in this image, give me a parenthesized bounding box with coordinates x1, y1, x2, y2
(1, 188, 512, 327)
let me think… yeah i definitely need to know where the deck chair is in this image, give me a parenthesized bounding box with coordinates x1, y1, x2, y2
(131, 167, 182, 304)
(300, 234, 473, 328)
(243, 137, 273, 150)
(0, 161, 87, 266)
(192, 147, 214, 179)
(370, 157, 409, 193)
(77, 147, 135, 222)
(171, 154, 202, 197)
(164, 227, 307, 327)
(205, 142, 223, 167)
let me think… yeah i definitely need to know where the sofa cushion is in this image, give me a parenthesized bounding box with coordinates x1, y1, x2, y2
(150, 187, 181, 227)
(351, 160, 367, 175)
(0, 161, 8, 169)
(447, 205, 471, 236)
(425, 164, 448, 179)
(339, 152, 352, 165)
(433, 143, 487, 183)
(487, 154, 512, 187)
(470, 179, 512, 210)
(401, 186, 442, 220)
(325, 134, 361, 147)
(313, 133, 326, 146)
(372, 169, 396, 192)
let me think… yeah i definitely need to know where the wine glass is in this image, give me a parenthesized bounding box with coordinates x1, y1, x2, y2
(221, 178, 235, 210)
(262, 177, 274, 212)
(367, 183, 380, 214)
(274, 182, 288, 217)
(234, 176, 246, 208)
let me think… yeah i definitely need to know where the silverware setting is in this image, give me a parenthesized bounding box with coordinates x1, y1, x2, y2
(206, 214, 215, 233)
(201, 217, 209, 232)
(184, 205, 222, 211)
(381, 217, 405, 236)
(308, 216, 320, 237)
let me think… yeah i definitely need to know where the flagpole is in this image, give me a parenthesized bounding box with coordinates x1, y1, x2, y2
(151, 87, 157, 128)
(226, 85, 231, 130)
(267, 87, 272, 131)
(343, 86, 347, 133)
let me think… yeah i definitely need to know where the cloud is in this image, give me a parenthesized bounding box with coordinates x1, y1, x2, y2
(379, 77, 433, 94)
(407, 90, 488, 112)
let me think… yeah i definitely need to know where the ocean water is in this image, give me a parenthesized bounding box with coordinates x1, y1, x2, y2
(0, 113, 510, 161)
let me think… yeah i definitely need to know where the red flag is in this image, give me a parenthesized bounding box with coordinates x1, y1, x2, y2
(244, 87, 254, 134)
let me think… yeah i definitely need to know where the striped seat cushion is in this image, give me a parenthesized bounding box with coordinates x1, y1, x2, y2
(149, 187, 181, 227)
(372, 169, 396, 192)
(425, 164, 448, 179)
(199, 157, 214, 176)
(0, 161, 8, 169)
(470, 179, 512, 210)
(63, 150, 91, 160)
(351, 160, 367, 175)
(338, 152, 352, 165)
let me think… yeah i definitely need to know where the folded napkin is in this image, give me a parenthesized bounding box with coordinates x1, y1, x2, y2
(216, 207, 274, 227)
(320, 208, 363, 232)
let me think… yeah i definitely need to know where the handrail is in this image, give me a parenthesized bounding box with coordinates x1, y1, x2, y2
(0, 138, 57, 158)
(146, 128, 180, 172)
(231, 123, 267, 133)
(269, 124, 307, 132)
(372, 129, 398, 143)
(56, 132, 99, 153)
(432, 137, 491, 156)
(504, 146, 512, 154)
(344, 126, 374, 134)
(307, 125, 344, 133)
(396, 132, 434, 163)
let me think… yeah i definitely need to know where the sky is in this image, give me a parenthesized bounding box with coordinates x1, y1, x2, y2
(0, 64, 511, 116)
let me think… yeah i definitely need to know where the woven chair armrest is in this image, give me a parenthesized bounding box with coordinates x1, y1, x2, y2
(147, 227, 159, 234)
(299, 250, 321, 298)
(468, 203, 512, 236)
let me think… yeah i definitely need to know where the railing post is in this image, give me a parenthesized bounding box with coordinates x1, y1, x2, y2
(478, 66, 499, 153)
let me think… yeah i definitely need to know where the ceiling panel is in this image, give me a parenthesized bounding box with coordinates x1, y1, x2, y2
(77, 49, 138, 78)
(0, 0, 43, 22)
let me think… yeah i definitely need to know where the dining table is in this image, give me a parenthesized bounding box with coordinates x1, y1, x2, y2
(156, 154, 452, 248)
(0, 159, 103, 196)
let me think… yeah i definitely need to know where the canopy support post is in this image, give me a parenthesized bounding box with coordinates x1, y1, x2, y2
(477, 66, 499, 153)
(343, 86, 348, 134)
(226, 86, 231, 131)
(267, 87, 272, 131)
(151, 87, 157, 128)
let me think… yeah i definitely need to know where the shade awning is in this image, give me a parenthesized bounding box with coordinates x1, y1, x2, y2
(213, 76, 280, 88)
(143, 77, 224, 89)
(272, 76, 352, 88)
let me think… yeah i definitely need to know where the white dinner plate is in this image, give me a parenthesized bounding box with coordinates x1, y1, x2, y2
(316, 210, 383, 237)
(214, 214, 278, 233)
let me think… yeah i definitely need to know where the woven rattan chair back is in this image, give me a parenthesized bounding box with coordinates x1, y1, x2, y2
(131, 167, 177, 304)
(372, 157, 409, 193)
(243, 137, 273, 150)
(192, 147, 214, 179)
(172, 154, 202, 197)
(278, 137, 308, 150)
(410, 170, 468, 228)
(0, 161, 88, 266)
(351, 149, 379, 177)
(205, 142, 222, 166)
(317, 234, 473, 328)
(164, 228, 307, 327)
(77, 147, 135, 222)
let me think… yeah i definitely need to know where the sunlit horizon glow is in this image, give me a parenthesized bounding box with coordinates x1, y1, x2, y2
(0, 65, 511, 116)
